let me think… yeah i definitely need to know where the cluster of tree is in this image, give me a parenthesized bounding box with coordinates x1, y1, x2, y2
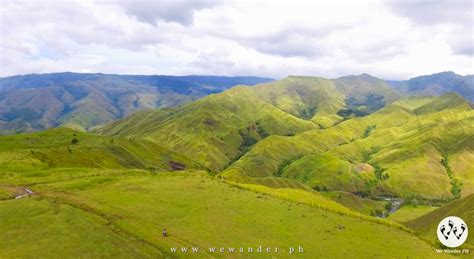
(238, 129, 258, 153)
(441, 152, 462, 199)
(2, 108, 41, 122)
(337, 94, 386, 119)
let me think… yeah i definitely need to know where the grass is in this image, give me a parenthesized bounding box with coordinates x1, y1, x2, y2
(0, 170, 447, 258)
(0, 127, 203, 172)
(95, 79, 473, 201)
(0, 198, 162, 258)
(223, 94, 474, 200)
(97, 75, 407, 171)
(281, 153, 365, 193)
(0, 187, 11, 200)
(406, 193, 474, 248)
(388, 205, 438, 223)
(96, 84, 318, 171)
(322, 191, 389, 216)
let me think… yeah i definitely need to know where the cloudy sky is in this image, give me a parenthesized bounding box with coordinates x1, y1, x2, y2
(0, 0, 472, 79)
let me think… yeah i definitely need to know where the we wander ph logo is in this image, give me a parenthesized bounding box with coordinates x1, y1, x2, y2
(437, 216, 469, 248)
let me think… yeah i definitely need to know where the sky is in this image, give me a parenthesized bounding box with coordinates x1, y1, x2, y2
(0, 0, 472, 79)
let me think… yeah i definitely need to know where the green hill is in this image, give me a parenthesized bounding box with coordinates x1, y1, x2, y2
(0, 170, 446, 258)
(96, 85, 317, 171)
(406, 193, 474, 247)
(223, 94, 474, 200)
(98, 75, 402, 172)
(0, 127, 202, 173)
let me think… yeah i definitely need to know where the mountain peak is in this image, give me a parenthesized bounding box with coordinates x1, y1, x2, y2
(335, 73, 382, 81)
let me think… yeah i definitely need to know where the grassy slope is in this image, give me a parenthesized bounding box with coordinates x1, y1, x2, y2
(322, 191, 389, 216)
(223, 94, 474, 200)
(97, 75, 403, 172)
(0, 127, 203, 173)
(96, 85, 318, 172)
(335, 74, 401, 103)
(254, 76, 346, 127)
(0, 198, 162, 258)
(0, 170, 445, 258)
(388, 205, 438, 223)
(406, 193, 474, 247)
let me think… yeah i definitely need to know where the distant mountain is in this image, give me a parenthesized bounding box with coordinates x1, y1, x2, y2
(0, 72, 273, 133)
(387, 71, 474, 102)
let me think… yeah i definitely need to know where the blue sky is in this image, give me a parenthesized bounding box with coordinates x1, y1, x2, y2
(0, 0, 472, 79)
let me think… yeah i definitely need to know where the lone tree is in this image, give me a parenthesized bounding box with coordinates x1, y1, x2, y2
(71, 137, 79, 145)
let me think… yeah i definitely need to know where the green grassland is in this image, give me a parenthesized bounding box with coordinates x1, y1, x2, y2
(0, 169, 447, 258)
(0, 127, 203, 173)
(0, 198, 162, 258)
(388, 205, 438, 223)
(406, 194, 474, 248)
(322, 191, 389, 216)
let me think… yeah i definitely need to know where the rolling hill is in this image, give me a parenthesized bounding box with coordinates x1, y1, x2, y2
(97, 74, 401, 171)
(0, 127, 203, 173)
(96, 75, 472, 201)
(0, 127, 447, 257)
(222, 93, 474, 200)
(0, 73, 272, 134)
(0, 126, 446, 257)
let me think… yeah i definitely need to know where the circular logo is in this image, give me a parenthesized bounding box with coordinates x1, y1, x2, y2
(437, 216, 468, 248)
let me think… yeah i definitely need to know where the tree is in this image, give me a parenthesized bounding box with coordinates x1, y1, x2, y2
(71, 137, 79, 145)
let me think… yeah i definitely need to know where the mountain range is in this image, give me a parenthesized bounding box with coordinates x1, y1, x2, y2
(0, 71, 472, 134)
(0, 73, 272, 133)
(387, 71, 474, 102)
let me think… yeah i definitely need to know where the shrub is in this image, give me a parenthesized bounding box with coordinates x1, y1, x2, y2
(71, 138, 79, 145)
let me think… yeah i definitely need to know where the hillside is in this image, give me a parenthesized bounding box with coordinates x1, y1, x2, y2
(406, 194, 474, 247)
(0, 169, 445, 258)
(0, 73, 272, 133)
(0, 128, 443, 257)
(223, 93, 474, 200)
(387, 71, 474, 102)
(98, 75, 402, 171)
(0, 127, 203, 173)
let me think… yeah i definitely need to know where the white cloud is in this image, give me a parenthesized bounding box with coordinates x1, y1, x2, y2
(113, 0, 220, 25)
(0, 0, 472, 79)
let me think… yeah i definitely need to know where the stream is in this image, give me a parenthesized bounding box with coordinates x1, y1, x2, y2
(376, 197, 404, 218)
